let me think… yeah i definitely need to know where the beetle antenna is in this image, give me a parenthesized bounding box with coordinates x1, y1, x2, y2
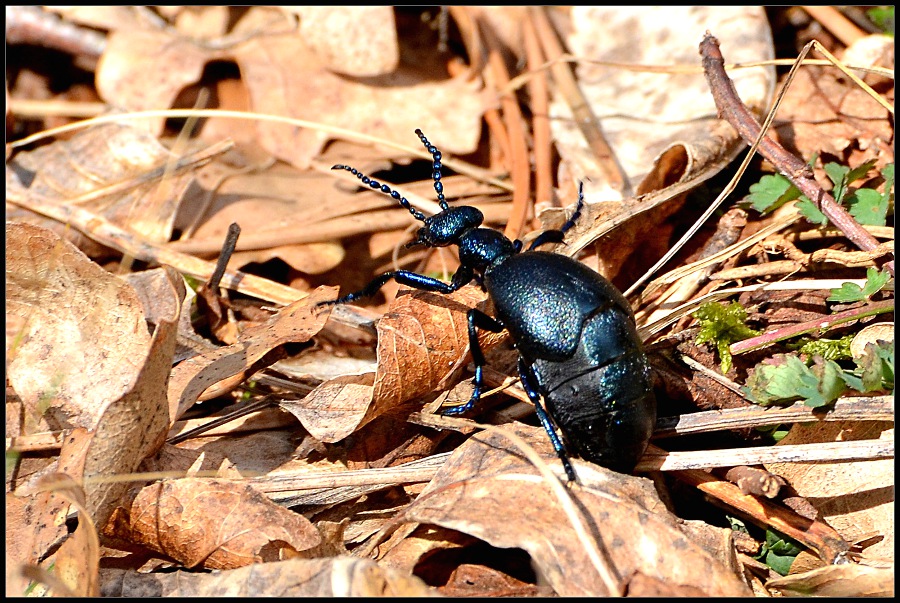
(331, 164, 427, 222)
(415, 128, 450, 211)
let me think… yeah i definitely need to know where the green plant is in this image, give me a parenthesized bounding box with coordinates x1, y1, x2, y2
(746, 160, 893, 227)
(827, 266, 892, 303)
(867, 6, 895, 36)
(743, 341, 894, 408)
(756, 529, 803, 576)
(693, 301, 760, 373)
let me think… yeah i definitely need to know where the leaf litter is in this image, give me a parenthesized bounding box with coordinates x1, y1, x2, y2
(5, 5, 894, 598)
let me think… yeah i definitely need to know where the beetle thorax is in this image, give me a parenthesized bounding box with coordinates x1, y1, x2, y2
(458, 228, 517, 274)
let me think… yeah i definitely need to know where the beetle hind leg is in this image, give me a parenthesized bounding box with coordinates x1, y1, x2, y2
(518, 359, 577, 482)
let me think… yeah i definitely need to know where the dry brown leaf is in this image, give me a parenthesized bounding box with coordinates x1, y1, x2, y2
(5, 490, 70, 596)
(95, 7, 484, 170)
(48, 6, 150, 31)
(99, 556, 436, 596)
(373, 287, 486, 409)
(398, 425, 751, 597)
(8, 474, 101, 597)
(284, 286, 489, 443)
(167, 285, 336, 422)
(7, 122, 194, 245)
(6, 223, 180, 444)
(107, 478, 321, 570)
(765, 422, 894, 565)
(36, 474, 101, 597)
(180, 162, 350, 275)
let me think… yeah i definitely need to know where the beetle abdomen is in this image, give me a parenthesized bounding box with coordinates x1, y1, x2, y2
(532, 306, 656, 472)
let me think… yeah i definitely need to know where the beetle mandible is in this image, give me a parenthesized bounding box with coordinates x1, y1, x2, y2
(320, 129, 656, 481)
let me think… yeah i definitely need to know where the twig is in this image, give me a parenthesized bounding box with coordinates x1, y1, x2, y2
(653, 380, 892, 439)
(6, 188, 305, 306)
(699, 34, 891, 275)
(729, 298, 894, 355)
(6, 6, 106, 62)
(639, 437, 893, 472)
(8, 108, 512, 192)
(673, 464, 851, 564)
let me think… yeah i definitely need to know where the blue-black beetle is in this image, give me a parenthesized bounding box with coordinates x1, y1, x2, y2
(321, 130, 656, 481)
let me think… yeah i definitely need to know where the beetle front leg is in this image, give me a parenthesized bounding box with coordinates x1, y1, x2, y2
(518, 358, 577, 482)
(441, 309, 504, 416)
(318, 270, 462, 306)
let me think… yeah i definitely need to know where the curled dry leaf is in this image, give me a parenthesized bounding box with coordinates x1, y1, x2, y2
(284, 286, 489, 443)
(99, 556, 436, 597)
(396, 425, 751, 597)
(539, 6, 776, 282)
(28, 474, 101, 598)
(6, 474, 101, 597)
(7, 221, 155, 431)
(551, 6, 775, 198)
(167, 285, 337, 422)
(107, 478, 321, 570)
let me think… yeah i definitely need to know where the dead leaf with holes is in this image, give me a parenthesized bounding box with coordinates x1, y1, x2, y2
(105, 478, 321, 570)
(95, 6, 484, 170)
(387, 424, 751, 597)
(281, 286, 492, 443)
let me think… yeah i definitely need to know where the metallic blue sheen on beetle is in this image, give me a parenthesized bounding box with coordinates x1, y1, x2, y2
(321, 130, 656, 481)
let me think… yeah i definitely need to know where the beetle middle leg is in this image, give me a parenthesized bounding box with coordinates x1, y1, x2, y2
(441, 308, 505, 416)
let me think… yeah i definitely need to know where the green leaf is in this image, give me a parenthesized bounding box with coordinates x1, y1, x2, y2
(867, 6, 895, 36)
(693, 301, 760, 373)
(845, 159, 878, 187)
(807, 357, 850, 408)
(796, 198, 828, 226)
(756, 529, 803, 576)
(743, 354, 848, 408)
(827, 267, 891, 302)
(747, 174, 802, 214)
(823, 162, 851, 202)
(847, 187, 889, 226)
